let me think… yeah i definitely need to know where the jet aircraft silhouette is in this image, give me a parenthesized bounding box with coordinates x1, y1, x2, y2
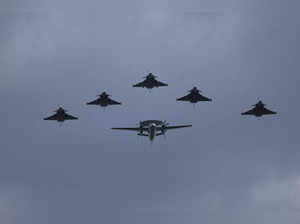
(177, 87, 212, 103)
(43, 107, 78, 122)
(86, 92, 121, 107)
(133, 73, 168, 89)
(112, 120, 192, 142)
(241, 100, 277, 117)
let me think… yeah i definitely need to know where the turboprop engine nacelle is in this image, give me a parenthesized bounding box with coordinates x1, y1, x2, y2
(161, 121, 169, 135)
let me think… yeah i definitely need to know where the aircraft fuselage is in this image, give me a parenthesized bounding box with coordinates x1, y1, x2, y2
(148, 123, 157, 141)
(99, 100, 109, 107)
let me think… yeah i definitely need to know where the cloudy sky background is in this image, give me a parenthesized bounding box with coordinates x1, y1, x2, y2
(0, 0, 300, 223)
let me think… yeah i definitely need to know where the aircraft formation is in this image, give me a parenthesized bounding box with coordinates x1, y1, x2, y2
(44, 72, 277, 142)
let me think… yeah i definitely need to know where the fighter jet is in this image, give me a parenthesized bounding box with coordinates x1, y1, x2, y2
(43, 107, 78, 122)
(133, 73, 168, 89)
(86, 92, 121, 107)
(177, 87, 212, 103)
(112, 120, 192, 142)
(241, 100, 277, 117)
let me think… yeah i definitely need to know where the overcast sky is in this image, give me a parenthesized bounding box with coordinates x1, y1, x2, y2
(0, 0, 300, 223)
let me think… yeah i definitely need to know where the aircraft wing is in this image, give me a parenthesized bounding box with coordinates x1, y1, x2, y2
(111, 127, 148, 131)
(86, 98, 100, 105)
(155, 80, 168, 87)
(137, 133, 149, 137)
(64, 113, 78, 120)
(43, 114, 59, 120)
(107, 98, 121, 105)
(262, 107, 277, 115)
(241, 108, 256, 115)
(177, 93, 192, 101)
(133, 80, 146, 87)
(196, 94, 212, 101)
(158, 125, 192, 130)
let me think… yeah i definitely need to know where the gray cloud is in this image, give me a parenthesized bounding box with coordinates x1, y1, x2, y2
(0, 0, 299, 223)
